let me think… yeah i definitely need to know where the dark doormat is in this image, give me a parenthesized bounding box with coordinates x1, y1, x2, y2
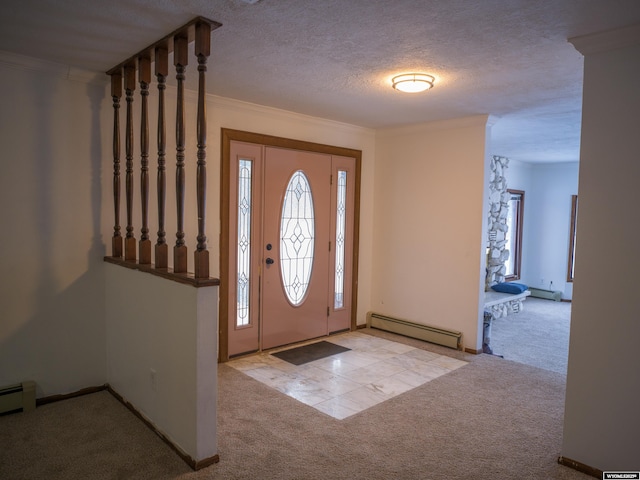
(271, 341, 351, 366)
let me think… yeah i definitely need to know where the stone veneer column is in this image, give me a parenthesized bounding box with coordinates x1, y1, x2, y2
(486, 155, 510, 289)
(487, 296, 526, 319)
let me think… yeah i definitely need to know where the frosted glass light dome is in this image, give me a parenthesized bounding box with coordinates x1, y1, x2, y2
(392, 73, 435, 93)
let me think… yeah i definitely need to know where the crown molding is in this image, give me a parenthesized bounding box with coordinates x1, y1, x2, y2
(569, 23, 640, 55)
(164, 85, 375, 138)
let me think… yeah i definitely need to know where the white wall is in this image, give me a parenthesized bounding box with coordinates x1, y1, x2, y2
(508, 160, 579, 299)
(0, 54, 108, 397)
(105, 263, 217, 463)
(373, 116, 491, 351)
(562, 26, 640, 471)
(504, 158, 533, 192)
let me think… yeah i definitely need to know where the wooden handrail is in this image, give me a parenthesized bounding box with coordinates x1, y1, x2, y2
(104, 256, 219, 288)
(106, 17, 221, 76)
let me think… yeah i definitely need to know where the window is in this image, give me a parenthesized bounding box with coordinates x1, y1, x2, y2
(334, 170, 347, 309)
(236, 159, 252, 327)
(280, 170, 315, 306)
(567, 195, 578, 282)
(504, 189, 524, 280)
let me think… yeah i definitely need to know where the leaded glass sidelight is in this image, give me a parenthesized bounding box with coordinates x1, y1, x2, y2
(280, 170, 315, 306)
(236, 159, 252, 327)
(334, 170, 347, 308)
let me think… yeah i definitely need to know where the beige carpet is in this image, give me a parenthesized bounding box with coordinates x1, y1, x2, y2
(490, 297, 571, 374)
(0, 328, 592, 480)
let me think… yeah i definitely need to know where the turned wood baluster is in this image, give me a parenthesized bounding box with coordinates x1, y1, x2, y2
(124, 62, 137, 262)
(173, 33, 188, 273)
(155, 45, 169, 269)
(111, 72, 123, 258)
(194, 21, 211, 279)
(138, 53, 152, 264)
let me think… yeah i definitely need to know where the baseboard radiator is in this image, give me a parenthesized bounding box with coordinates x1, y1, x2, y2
(367, 312, 462, 350)
(0, 381, 36, 415)
(528, 287, 562, 301)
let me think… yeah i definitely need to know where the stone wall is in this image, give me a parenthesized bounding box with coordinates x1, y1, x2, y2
(486, 296, 525, 318)
(486, 155, 510, 289)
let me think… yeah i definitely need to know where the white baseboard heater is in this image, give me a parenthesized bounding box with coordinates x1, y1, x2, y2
(0, 381, 36, 415)
(528, 288, 562, 301)
(367, 312, 462, 350)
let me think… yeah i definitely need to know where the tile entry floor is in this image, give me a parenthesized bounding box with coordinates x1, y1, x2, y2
(227, 330, 467, 420)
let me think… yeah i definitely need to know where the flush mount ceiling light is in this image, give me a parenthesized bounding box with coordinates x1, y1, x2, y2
(392, 73, 435, 93)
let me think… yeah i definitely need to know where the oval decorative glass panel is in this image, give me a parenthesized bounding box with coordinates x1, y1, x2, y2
(280, 170, 315, 306)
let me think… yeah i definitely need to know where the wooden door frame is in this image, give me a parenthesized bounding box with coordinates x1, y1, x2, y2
(219, 128, 362, 362)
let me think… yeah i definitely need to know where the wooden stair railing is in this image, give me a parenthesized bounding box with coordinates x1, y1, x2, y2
(173, 32, 188, 274)
(194, 21, 211, 279)
(124, 62, 136, 263)
(138, 52, 152, 265)
(155, 46, 168, 269)
(110, 72, 123, 259)
(106, 17, 221, 283)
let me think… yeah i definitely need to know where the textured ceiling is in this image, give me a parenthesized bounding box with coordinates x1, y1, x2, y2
(2, 0, 640, 163)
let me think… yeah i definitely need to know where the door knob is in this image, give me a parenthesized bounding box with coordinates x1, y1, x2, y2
(266, 257, 274, 265)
